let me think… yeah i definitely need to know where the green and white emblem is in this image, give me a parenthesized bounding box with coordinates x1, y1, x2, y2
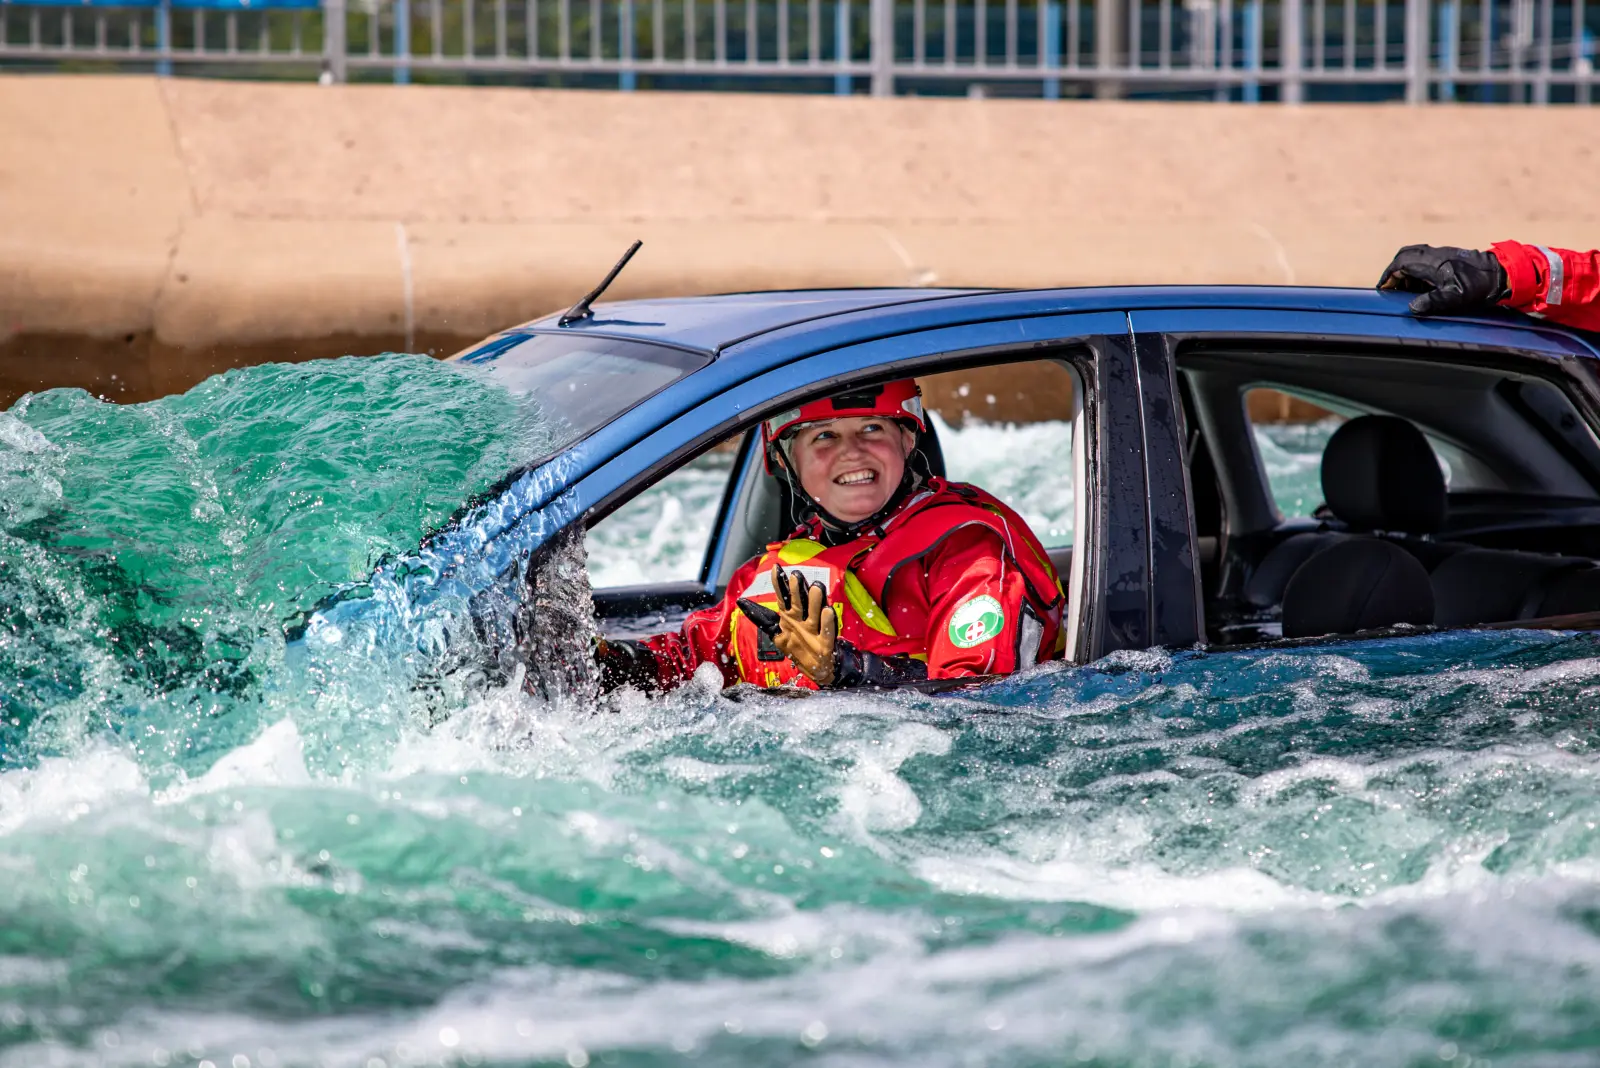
(948, 595, 1005, 649)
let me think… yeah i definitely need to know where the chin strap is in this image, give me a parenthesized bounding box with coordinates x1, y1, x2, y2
(773, 447, 927, 544)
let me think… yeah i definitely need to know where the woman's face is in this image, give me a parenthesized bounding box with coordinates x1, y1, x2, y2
(787, 416, 916, 524)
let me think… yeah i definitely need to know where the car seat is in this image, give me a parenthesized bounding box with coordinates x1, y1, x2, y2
(1269, 415, 1600, 633)
(1247, 415, 1454, 610)
(1281, 538, 1435, 638)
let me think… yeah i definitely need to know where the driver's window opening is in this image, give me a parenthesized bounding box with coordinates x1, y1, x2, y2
(587, 355, 1083, 673)
(585, 438, 741, 588)
(1188, 351, 1600, 646)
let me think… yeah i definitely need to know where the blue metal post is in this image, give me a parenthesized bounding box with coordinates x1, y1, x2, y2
(1584, 28, 1594, 105)
(1438, 0, 1454, 101)
(620, 0, 636, 88)
(835, 0, 850, 93)
(156, 0, 171, 75)
(1242, 0, 1259, 101)
(1044, 0, 1060, 98)
(395, 0, 411, 83)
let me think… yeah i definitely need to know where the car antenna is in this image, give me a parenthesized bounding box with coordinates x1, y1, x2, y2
(558, 240, 643, 327)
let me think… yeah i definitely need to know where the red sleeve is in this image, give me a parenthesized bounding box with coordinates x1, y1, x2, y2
(920, 526, 1040, 679)
(638, 557, 757, 690)
(1491, 241, 1600, 332)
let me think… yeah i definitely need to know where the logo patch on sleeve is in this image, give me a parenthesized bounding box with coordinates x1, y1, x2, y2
(948, 595, 1005, 649)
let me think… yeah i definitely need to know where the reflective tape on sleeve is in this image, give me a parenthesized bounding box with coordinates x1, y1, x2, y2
(1538, 246, 1565, 306)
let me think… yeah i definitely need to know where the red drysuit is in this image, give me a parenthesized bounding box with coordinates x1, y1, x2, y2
(640, 479, 1066, 690)
(1491, 241, 1600, 332)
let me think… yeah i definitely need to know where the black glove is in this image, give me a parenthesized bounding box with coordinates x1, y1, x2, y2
(593, 637, 661, 693)
(1377, 244, 1509, 316)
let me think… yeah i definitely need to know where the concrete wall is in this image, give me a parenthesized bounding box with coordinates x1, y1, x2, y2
(3, 73, 1599, 405)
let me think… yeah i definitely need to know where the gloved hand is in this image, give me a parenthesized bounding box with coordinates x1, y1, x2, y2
(736, 564, 838, 687)
(593, 636, 660, 693)
(1377, 244, 1509, 316)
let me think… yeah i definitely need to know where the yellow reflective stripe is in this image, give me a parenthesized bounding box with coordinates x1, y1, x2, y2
(728, 604, 749, 681)
(842, 572, 896, 636)
(776, 539, 828, 564)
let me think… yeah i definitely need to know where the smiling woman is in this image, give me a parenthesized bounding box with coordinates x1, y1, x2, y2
(586, 363, 1078, 695)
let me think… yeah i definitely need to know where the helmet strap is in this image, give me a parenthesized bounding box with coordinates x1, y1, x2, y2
(771, 441, 926, 544)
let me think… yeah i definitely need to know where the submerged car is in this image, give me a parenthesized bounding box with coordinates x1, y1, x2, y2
(299, 284, 1600, 686)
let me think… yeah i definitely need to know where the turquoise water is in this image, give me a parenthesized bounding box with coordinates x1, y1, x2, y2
(3, 361, 1598, 1068)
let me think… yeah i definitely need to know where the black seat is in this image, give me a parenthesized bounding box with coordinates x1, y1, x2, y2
(1267, 415, 1600, 630)
(1282, 539, 1435, 639)
(1430, 549, 1597, 627)
(1249, 415, 1451, 609)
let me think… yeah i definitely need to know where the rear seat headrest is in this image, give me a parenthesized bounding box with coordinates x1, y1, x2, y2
(1320, 415, 1446, 533)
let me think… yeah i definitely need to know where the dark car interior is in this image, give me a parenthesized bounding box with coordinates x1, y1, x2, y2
(1182, 345, 1600, 643)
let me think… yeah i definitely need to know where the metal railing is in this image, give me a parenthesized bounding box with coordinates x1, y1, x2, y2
(1, 0, 1595, 101)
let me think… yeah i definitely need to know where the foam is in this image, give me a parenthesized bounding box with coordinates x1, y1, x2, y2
(155, 720, 312, 804)
(0, 747, 147, 837)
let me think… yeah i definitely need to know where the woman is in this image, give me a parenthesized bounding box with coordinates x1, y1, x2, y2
(595, 379, 1066, 691)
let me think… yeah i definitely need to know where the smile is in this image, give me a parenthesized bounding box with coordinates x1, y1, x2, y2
(834, 469, 877, 486)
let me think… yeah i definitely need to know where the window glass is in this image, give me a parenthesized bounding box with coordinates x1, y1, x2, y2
(585, 444, 738, 588)
(920, 361, 1078, 548)
(451, 332, 708, 469)
(1252, 415, 1343, 518)
(1247, 388, 1459, 517)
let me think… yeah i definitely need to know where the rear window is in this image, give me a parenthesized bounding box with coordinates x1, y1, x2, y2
(451, 332, 708, 464)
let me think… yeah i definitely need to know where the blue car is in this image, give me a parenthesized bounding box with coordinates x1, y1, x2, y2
(297, 283, 1600, 690)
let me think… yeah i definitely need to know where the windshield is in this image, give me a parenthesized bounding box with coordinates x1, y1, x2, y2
(451, 332, 709, 463)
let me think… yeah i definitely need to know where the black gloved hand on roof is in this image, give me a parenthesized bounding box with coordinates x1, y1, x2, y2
(1377, 244, 1509, 316)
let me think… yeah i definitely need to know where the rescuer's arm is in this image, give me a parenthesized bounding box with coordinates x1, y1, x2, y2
(596, 560, 755, 692)
(1488, 241, 1600, 332)
(920, 526, 1042, 679)
(1377, 243, 1600, 331)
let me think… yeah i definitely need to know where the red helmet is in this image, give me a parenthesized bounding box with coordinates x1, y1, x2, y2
(762, 379, 926, 469)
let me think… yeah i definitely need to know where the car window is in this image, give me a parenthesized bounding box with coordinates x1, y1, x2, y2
(1247, 388, 1460, 518)
(451, 332, 708, 469)
(921, 360, 1078, 548)
(1247, 391, 1344, 518)
(585, 443, 739, 587)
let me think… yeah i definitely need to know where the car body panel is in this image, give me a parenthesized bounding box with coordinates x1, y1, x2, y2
(310, 285, 1600, 687)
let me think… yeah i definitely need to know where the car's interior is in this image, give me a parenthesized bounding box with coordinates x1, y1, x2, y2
(587, 355, 1083, 641)
(1181, 345, 1600, 643)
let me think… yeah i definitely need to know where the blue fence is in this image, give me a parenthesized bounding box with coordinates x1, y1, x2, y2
(1, 0, 1595, 102)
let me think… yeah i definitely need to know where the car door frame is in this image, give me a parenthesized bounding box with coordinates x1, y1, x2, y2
(1131, 301, 1600, 650)
(574, 308, 1201, 665)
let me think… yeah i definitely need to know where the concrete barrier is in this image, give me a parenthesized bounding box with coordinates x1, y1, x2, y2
(3, 74, 1598, 405)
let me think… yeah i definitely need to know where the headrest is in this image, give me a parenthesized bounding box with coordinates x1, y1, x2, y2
(1320, 415, 1445, 533)
(1281, 538, 1435, 639)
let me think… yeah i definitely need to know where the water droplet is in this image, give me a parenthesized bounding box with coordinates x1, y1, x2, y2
(800, 1022, 828, 1048)
(439, 1027, 459, 1048)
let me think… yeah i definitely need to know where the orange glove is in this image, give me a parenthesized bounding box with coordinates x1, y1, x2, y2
(737, 564, 838, 687)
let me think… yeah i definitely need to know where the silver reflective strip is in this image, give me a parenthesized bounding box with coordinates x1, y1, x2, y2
(1017, 609, 1043, 669)
(1538, 246, 1565, 306)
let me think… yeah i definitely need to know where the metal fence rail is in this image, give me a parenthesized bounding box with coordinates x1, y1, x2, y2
(2, 0, 1594, 101)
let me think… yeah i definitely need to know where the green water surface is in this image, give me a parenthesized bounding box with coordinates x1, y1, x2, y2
(1, 360, 1596, 1068)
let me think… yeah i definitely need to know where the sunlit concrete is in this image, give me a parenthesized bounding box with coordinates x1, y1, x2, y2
(3, 73, 1598, 402)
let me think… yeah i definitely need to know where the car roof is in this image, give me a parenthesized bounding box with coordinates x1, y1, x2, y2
(511, 285, 1596, 357)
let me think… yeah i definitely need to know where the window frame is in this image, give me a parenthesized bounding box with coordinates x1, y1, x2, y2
(574, 312, 1133, 663)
